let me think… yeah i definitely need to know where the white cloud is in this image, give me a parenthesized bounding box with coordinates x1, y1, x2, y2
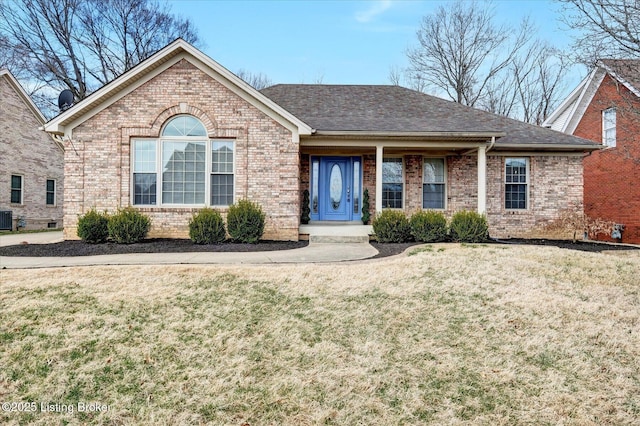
(355, 0, 393, 23)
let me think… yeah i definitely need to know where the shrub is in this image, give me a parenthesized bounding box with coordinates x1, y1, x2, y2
(189, 208, 226, 244)
(107, 207, 151, 244)
(361, 189, 371, 225)
(372, 209, 412, 243)
(449, 210, 489, 243)
(301, 189, 311, 224)
(227, 199, 265, 243)
(77, 208, 109, 243)
(410, 210, 448, 242)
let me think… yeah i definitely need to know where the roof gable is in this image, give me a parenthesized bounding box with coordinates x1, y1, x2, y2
(44, 39, 312, 136)
(0, 69, 46, 124)
(544, 59, 640, 133)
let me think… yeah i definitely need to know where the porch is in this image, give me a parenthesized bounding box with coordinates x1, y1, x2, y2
(299, 136, 495, 229)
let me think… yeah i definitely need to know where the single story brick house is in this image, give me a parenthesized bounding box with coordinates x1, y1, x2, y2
(1, 69, 64, 231)
(44, 39, 600, 241)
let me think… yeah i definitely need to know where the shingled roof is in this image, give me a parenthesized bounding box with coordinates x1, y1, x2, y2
(261, 84, 599, 149)
(599, 59, 640, 95)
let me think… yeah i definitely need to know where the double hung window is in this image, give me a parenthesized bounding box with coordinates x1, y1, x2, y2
(10, 175, 22, 204)
(46, 179, 56, 205)
(505, 158, 528, 209)
(423, 158, 446, 209)
(382, 158, 403, 208)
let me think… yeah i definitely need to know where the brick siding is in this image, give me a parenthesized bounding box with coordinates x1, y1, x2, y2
(300, 151, 583, 239)
(0, 75, 64, 230)
(64, 59, 298, 240)
(573, 74, 640, 243)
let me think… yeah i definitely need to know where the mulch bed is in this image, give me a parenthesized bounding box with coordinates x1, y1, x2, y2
(0, 239, 308, 257)
(0, 238, 636, 259)
(492, 238, 639, 253)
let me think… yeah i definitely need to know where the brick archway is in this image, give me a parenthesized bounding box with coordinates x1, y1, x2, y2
(151, 104, 217, 137)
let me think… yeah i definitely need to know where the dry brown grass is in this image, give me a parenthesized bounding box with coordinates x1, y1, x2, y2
(1, 244, 639, 425)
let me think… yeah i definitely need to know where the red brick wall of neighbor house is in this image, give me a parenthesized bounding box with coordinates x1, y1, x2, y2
(573, 74, 640, 243)
(63, 59, 298, 240)
(0, 76, 64, 230)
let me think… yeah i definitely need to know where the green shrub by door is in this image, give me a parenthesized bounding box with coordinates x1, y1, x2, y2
(372, 210, 412, 243)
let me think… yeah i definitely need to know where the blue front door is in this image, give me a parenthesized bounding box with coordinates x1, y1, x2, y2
(313, 156, 362, 221)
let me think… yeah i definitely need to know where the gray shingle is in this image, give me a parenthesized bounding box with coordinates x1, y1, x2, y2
(600, 59, 640, 93)
(261, 84, 598, 148)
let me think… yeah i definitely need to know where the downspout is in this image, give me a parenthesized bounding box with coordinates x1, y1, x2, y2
(487, 136, 496, 153)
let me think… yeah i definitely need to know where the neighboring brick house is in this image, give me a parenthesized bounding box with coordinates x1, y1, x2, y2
(0, 69, 64, 231)
(544, 60, 640, 244)
(44, 39, 600, 241)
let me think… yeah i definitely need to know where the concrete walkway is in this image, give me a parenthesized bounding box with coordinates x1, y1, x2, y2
(0, 230, 64, 246)
(0, 232, 379, 269)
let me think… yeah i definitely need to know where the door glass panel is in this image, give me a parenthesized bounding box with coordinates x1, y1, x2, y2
(329, 164, 343, 210)
(312, 160, 319, 214)
(353, 160, 360, 214)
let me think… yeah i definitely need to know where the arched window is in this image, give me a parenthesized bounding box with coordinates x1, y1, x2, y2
(162, 115, 207, 137)
(131, 115, 235, 207)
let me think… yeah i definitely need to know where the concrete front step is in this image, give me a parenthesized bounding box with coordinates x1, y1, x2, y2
(299, 223, 373, 244)
(309, 234, 370, 244)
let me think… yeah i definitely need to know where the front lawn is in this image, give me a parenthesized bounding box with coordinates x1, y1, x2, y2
(1, 244, 638, 424)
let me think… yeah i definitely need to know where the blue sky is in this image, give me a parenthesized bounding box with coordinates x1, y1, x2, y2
(169, 0, 581, 86)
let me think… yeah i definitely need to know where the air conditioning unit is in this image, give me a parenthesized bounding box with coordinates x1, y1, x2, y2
(0, 211, 12, 230)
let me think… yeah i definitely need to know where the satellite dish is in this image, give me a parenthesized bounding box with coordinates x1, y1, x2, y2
(58, 89, 74, 111)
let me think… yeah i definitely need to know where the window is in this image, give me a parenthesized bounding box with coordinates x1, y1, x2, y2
(505, 158, 528, 209)
(423, 158, 446, 209)
(211, 140, 234, 206)
(162, 141, 206, 204)
(602, 108, 616, 147)
(382, 158, 403, 208)
(10, 175, 22, 204)
(46, 179, 56, 205)
(132, 115, 235, 207)
(133, 140, 157, 205)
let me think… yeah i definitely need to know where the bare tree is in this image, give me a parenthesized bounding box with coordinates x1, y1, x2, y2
(236, 69, 273, 90)
(558, 0, 640, 61)
(478, 72, 519, 118)
(512, 44, 570, 125)
(406, 0, 532, 107)
(0, 0, 199, 115)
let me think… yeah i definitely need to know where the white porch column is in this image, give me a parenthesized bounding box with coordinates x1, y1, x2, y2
(375, 144, 384, 213)
(477, 145, 487, 214)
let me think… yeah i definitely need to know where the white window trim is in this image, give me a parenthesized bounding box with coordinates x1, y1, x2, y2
(382, 156, 405, 209)
(210, 140, 236, 208)
(504, 157, 529, 210)
(422, 157, 447, 210)
(131, 137, 236, 208)
(602, 108, 616, 147)
(159, 136, 209, 207)
(46, 178, 56, 207)
(10, 174, 23, 205)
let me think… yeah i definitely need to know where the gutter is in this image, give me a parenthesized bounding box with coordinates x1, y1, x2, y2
(311, 130, 506, 139)
(494, 143, 603, 152)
